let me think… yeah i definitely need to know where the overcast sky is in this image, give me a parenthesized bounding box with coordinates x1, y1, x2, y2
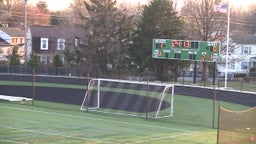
(28, 0, 256, 11)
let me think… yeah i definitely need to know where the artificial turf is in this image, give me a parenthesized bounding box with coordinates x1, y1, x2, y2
(0, 94, 250, 144)
(0, 78, 253, 143)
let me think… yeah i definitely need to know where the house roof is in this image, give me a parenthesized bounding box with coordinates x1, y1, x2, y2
(232, 34, 256, 45)
(0, 29, 11, 43)
(0, 38, 11, 47)
(0, 27, 25, 37)
(30, 25, 83, 39)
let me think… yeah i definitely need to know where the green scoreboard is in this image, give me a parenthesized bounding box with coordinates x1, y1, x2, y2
(152, 39, 221, 62)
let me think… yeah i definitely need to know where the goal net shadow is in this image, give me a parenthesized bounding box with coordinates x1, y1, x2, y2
(80, 78, 174, 119)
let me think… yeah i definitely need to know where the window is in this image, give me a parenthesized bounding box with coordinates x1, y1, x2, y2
(49, 56, 53, 63)
(241, 46, 251, 54)
(75, 38, 80, 47)
(61, 56, 65, 63)
(230, 62, 235, 69)
(41, 38, 48, 50)
(40, 55, 47, 64)
(57, 38, 65, 50)
(241, 62, 249, 70)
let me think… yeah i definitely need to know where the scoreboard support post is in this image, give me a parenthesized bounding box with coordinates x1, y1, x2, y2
(212, 62, 216, 85)
(193, 61, 197, 84)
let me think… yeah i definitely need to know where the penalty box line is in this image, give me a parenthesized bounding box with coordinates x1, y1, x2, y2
(0, 138, 28, 144)
(126, 132, 197, 144)
(0, 105, 197, 133)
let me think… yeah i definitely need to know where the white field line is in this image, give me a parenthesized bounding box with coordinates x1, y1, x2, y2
(0, 106, 196, 133)
(125, 132, 196, 144)
(0, 138, 28, 144)
(0, 95, 32, 101)
(0, 125, 112, 144)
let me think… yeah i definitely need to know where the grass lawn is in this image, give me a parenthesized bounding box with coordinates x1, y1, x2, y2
(0, 94, 250, 144)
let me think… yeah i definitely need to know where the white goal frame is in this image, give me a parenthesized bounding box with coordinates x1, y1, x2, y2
(80, 78, 174, 119)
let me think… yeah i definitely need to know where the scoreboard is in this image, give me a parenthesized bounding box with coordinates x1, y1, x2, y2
(152, 39, 221, 62)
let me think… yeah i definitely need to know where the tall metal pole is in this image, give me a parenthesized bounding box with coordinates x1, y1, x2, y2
(23, 0, 27, 66)
(224, 5, 230, 88)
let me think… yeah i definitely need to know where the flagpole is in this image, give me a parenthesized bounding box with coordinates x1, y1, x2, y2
(224, 4, 230, 88)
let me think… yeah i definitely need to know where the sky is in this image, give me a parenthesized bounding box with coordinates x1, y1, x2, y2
(28, 0, 256, 11)
(29, 0, 74, 11)
(229, 0, 256, 9)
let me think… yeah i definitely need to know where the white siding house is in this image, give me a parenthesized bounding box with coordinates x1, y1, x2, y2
(218, 34, 256, 76)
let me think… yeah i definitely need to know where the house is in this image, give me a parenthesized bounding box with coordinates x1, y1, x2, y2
(0, 27, 25, 62)
(0, 37, 10, 61)
(28, 25, 82, 66)
(218, 34, 256, 76)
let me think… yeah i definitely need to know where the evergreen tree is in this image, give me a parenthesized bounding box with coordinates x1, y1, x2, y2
(78, 0, 134, 76)
(64, 49, 75, 66)
(53, 54, 64, 67)
(10, 46, 20, 65)
(28, 52, 39, 67)
(130, 0, 184, 81)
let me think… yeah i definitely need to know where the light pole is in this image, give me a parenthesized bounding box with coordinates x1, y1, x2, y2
(224, 4, 231, 88)
(22, 0, 27, 66)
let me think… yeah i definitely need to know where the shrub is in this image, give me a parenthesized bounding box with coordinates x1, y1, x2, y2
(249, 67, 256, 77)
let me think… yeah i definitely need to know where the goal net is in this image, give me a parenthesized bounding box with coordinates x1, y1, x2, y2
(80, 78, 174, 119)
(218, 106, 256, 144)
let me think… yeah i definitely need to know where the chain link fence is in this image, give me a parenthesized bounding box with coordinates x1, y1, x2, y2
(1, 64, 256, 93)
(176, 70, 256, 93)
(0, 64, 80, 77)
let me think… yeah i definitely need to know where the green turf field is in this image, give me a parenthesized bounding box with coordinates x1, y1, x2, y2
(0, 94, 250, 144)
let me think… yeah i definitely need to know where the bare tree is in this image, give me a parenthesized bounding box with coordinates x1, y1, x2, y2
(69, 0, 135, 77)
(0, 0, 51, 27)
(0, 0, 20, 27)
(245, 4, 256, 34)
(181, 0, 226, 81)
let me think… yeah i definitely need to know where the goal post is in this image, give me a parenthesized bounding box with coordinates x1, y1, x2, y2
(80, 78, 174, 119)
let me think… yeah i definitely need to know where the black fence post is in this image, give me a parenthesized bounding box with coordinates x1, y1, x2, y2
(182, 70, 185, 85)
(240, 80, 243, 92)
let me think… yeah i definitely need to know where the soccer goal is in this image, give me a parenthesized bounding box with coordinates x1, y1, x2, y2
(80, 78, 174, 119)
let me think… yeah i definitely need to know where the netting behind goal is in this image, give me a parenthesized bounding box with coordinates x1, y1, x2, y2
(218, 106, 256, 144)
(80, 78, 174, 119)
